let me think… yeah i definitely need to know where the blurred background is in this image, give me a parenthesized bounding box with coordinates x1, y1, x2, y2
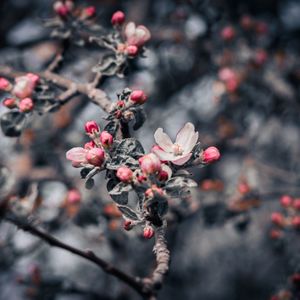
(1, 0, 300, 299)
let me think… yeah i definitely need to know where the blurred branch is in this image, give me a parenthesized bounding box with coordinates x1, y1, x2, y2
(0, 66, 112, 113)
(4, 213, 145, 296)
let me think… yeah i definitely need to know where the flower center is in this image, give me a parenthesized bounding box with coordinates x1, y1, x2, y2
(173, 144, 183, 156)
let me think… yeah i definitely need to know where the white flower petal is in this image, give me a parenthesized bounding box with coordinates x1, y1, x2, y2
(172, 153, 192, 165)
(161, 164, 172, 179)
(153, 149, 177, 161)
(154, 128, 174, 152)
(124, 22, 136, 40)
(175, 122, 198, 153)
(66, 147, 88, 163)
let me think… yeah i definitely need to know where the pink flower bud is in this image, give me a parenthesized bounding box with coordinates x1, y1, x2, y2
(116, 100, 125, 108)
(0, 77, 12, 91)
(126, 45, 139, 57)
(116, 166, 133, 183)
(221, 25, 235, 41)
(53, 1, 69, 16)
(66, 147, 88, 166)
(100, 131, 113, 147)
(145, 185, 163, 198)
(3, 98, 16, 109)
(123, 220, 132, 231)
(218, 68, 236, 82)
(86, 148, 105, 166)
(84, 6, 96, 17)
(111, 11, 125, 26)
(13, 76, 35, 99)
(143, 226, 154, 239)
(157, 170, 169, 182)
(225, 78, 239, 93)
(202, 146, 220, 164)
(84, 121, 100, 134)
(292, 216, 300, 229)
(139, 153, 161, 174)
(19, 98, 34, 113)
(67, 189, 81, 204)
(84, 141, 96, 150)
(238, 182, 250, 194)
(65, 0, 74, 11)
(293, 198, 300, 210)
(271, 212, 284, 226)
(130, 90, 147, 104)
(280, 195, 293, 208)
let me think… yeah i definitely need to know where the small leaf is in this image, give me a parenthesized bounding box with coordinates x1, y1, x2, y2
(165, 177, 197, 197)
(0, 111, 26, 137)
(107, 180, 132, 204)
(115, 138, 144, 158)
(131, 108, 146, 131)
(107, 155, 139, 170)
(117, 205, 140, 221)
(85, 178, 94, 189)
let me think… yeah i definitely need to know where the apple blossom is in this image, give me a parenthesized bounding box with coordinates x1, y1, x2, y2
(84, 6, 96, 18)
(271, 212, 284, 226)
(153, 122, 198, 166)
(124, 22, 151, 48)
(280, 195, 293, 208)
(13, 74, 38, 99)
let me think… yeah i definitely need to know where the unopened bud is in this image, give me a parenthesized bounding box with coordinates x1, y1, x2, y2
(3, 98, 16, 109)
(139, 153, 161, 174)
(0, 77, 12, 91)
(67, 189, 81, 204)
(143, 226, 154, 239)
(130, 90, 147, 105)
(111, 11, 125, 26)
(100, 131, 113, 147)
(271, 212, 284, 227)
(280, 195, 293, 208)
(202, 146, 220, 164)
(86, 148, 105, 166)
(84, 120, 100, 134)
(19, 97, 34, 113)
(116, 166, 133, 183)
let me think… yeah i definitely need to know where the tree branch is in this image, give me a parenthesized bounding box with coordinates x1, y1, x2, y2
(0, 66, 112, 113)
(4, 214, 145, 296)
(143, 222, 170, 298)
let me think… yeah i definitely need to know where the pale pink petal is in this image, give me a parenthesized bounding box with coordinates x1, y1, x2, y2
(66, 147, 88, 163)
(153, 149, 177, 161)
(154, 128, 174, 152)
(135, 25, 151, 46)
(172, 153, 192, 165)
(161, 164, 172, 178)
(175, 122, 198, 153)
(124, 22, 136, 41)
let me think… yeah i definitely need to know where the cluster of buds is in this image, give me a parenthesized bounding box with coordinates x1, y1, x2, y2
(269, 195, 300, 240)
(66, 121, 113, 168)
(270, 273, 300, 300)
(0, 73, 39, 113)
(110, 11, 151, 58)
(53, 0, 96, 19)
(111, 89, 147, 120)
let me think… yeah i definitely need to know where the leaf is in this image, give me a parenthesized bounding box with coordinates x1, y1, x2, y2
(107, 180, 132, 204)
(106, 154, 139, 170)
(131, 108, 146, 131)
(0, 111, 26, 137)
(85, 178, 94, 189)
(145, 193, 169, 218)
(165, 177, 198, 197)
(104, 120, 119, 136)
(117, 205, 140, 221)
(114, 138, 144, 158)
